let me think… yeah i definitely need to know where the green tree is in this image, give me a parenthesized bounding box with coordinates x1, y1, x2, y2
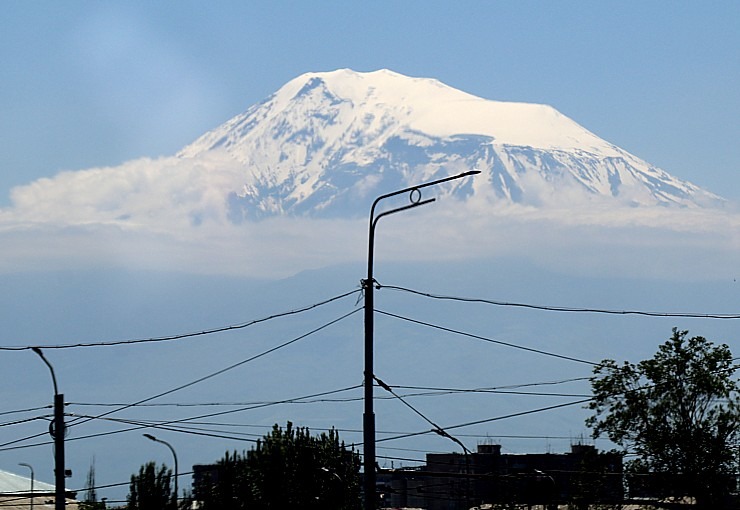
(127, 461, 175, 510)
(194, 422, 361, 510)
(587, 328, 740, 508)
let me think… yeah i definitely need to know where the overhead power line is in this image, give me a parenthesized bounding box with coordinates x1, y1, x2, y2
(0, 288, 361, 350)
(67, 377, 592, 408)
(0, 373, 589, 451)
(0, 404, 52, 417)
(374, 375, 472, 455)
(365, 360, 740, 448)
(375, 398, 593, 445)
(376, 308, 598, 365)
(65, 308, 362, 430)
(380, 283, 740, 319)
(386, 384, 592, 399)
(0, 383, 363, 452)
(0, 415, 51, 428)
(0, 310, 361, 452)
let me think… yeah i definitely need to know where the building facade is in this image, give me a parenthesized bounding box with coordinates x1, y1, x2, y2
(381, 444, 623, 510)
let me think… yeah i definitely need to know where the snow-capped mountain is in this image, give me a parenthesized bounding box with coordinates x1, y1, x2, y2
(178, 69, 723, 219)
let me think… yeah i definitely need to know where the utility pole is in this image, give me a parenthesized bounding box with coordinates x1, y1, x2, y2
(363, 170, 479, 510)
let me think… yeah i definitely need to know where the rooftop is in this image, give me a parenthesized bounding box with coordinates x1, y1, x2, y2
(0, 469, 55, 495)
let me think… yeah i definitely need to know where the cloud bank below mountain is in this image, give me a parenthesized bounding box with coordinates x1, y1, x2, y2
(1, 152, 737, 281)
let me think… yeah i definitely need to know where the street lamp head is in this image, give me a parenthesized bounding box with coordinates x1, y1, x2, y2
(31, 347, 60, 397)
(18, 462, 34, 480)
(143, 433, 157, 441)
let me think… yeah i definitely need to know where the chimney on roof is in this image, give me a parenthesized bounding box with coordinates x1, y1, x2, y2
(570, 444, 596, 455)
(477, 444, 501, 455)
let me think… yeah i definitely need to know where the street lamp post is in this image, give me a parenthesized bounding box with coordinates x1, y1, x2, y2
(18, 462, 34, 510)
(362, 170, 479, 510)
(31, 348, 65, 510)
(143, 433, 179, 508)
(534, 469, 557, 510)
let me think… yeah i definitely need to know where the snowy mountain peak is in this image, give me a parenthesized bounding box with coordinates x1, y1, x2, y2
(184, 68, 618, 156)
(178, 69, 723, 218)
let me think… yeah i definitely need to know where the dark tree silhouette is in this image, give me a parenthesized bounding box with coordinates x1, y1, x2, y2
(194, 422, 361, 510)
(587, 328, 740, 508)
(127, 461, 175, 510)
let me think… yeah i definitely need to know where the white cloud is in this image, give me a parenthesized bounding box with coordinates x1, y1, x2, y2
(1, 155, 739, 281)
(4, 153, 244, 228)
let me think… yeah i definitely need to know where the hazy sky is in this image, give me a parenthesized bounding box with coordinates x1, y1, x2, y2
(2, 1, 738, 203)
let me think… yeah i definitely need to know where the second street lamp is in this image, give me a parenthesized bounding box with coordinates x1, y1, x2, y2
(143, 433, 178, 508)
(18, 462, 34, 510)
(362, 170, 479, 510)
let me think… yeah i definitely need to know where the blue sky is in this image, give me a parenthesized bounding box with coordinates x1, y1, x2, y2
(2, 1, 738, 202)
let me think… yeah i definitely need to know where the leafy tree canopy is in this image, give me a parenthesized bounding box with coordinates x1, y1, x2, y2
(194, 421, 361, 510)
(587, 328, 740, 508)
(127, 461, 175, 510)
